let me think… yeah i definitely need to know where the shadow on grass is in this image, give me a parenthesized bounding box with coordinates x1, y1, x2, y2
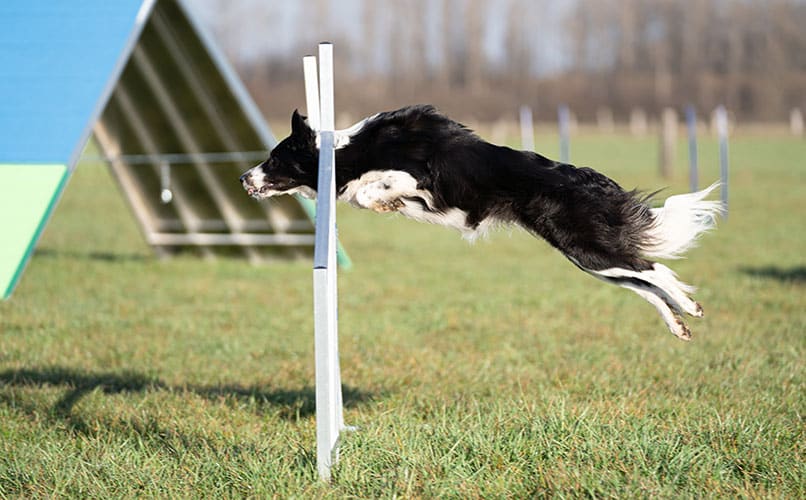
(0, 366, 377, 471)
(739, 265, 806, 284)
(34, 248, 151, 262)
(0, 366, 377, 422)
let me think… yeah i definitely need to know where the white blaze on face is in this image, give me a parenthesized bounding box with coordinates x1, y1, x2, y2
(242, 164, 267, 187)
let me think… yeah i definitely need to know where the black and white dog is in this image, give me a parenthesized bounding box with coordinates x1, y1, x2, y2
(240, 105, 723, 340)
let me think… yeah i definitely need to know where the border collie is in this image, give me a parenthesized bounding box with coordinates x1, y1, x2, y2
(240, 105, 723, 340)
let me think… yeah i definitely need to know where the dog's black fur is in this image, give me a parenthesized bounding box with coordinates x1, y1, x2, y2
(241, 105, 722, 339)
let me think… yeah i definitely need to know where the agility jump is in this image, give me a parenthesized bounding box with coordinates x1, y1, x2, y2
(240, 42, 725, 482)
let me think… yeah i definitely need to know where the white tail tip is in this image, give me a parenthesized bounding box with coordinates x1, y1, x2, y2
(644, 183, 724, 260)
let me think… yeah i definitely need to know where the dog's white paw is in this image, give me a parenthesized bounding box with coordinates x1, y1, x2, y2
(355, 181, 398, 211)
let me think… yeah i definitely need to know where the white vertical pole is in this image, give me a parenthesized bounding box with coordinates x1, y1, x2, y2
(317, 40, 345, 435)
(321, 44, 346, 438)
(303, 56, 321, 131)
(310, 42, 344, 482)
(519, 105, 534, 151)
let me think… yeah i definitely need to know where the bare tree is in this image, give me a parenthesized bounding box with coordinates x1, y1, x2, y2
(211, 0, 806, 122)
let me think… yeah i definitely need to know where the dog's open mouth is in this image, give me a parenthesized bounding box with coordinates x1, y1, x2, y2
(244, 181, 296, 199)
(244, 184, 271, 198)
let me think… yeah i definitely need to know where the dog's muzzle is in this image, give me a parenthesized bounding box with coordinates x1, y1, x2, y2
(239, 171, 259, 197)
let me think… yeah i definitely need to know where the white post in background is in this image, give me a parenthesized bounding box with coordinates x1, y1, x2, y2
(685, 105, 699, 192)
(308, 42, 345, 482)
(790, 108, 804, 137)
(715, 105, 729, 219)
(659, 107, 678, 180)
(519, 105, 534, 151)
(558, 104, 570, 163)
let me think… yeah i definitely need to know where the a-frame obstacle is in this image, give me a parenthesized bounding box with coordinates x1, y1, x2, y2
(0, 0, 347, 300)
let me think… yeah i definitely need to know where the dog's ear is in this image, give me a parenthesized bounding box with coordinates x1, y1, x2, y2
(291, 109, 311, 137)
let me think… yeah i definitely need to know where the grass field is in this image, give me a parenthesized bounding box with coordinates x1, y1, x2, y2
(1, 131, 803, 497)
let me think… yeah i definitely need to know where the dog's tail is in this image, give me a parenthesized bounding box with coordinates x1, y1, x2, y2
(641, 183, 724, 260)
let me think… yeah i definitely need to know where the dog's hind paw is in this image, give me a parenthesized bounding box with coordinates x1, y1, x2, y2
(672, 317, 692, 341)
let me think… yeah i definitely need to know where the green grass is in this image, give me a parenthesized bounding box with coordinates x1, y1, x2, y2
(1, 132, 804, 498)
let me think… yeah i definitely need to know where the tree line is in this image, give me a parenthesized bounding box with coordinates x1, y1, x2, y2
(209, 0, 806, 122)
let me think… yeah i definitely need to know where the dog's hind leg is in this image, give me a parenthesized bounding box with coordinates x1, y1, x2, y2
(569, 258, 700, 339)
(618, 280, 692, 340)
(590, 264, 703, 318)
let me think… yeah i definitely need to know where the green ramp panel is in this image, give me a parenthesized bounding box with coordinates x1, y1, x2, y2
(0, 0, 150, 299)
(0, 165, 68, 299)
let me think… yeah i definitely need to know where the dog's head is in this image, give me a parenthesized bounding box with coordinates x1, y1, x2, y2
(240, 110, 318, 199)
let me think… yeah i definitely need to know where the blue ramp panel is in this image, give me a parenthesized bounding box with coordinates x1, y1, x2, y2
(0, 1, 149, 165)
(0, 0, 151, 299)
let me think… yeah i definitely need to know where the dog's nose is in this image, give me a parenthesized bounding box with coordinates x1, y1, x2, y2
(240, 172, 258, 196)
